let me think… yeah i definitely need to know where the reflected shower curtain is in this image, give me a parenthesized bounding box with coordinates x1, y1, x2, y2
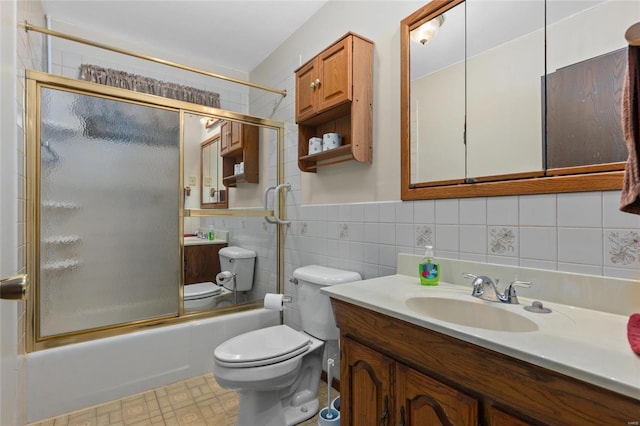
(38, 87, 180, 337)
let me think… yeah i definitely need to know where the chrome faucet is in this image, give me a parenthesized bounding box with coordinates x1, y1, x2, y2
(462, 273, 531, 304)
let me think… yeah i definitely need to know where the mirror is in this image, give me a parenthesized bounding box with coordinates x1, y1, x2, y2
(201, 120, 227, 208)
(182, 111, 281, 315)
(401, 0, 630, 200)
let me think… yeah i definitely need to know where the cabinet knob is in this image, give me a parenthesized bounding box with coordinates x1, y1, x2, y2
(310, 81, 316, 89)
(310, 79, 321, 90)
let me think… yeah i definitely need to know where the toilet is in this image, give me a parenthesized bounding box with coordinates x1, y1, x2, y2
(183, 282, 232, 312)
(213, 265, 361, 426)
(218, 246, 257, 291)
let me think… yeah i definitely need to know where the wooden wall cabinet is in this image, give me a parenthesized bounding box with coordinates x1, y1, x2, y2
(295, 32, 373, 172)
(220, 121, 259, 187)
(184, 243, 227, 285)
(332, 299, 640, 426)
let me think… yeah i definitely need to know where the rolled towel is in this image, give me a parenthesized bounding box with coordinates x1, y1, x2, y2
(628, 313, 640, 355)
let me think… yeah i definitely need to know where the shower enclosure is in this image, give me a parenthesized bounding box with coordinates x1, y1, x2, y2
(26, 71, 285, 351)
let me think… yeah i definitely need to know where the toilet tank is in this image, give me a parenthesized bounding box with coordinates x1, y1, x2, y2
(219, 246, 256, 291)
(293, 265, 361, 340)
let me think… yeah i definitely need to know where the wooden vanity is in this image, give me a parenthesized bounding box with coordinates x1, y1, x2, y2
(331, 298, 640, 425)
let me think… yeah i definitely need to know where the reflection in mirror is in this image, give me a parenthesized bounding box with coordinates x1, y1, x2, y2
(410, 2, 465, 184)
(402, 0, 629, 200)
(183, 116, 280, 314)
(465, 0, 544, 179)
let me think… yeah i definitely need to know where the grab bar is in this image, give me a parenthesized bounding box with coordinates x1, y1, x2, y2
(1, 274, 27, 301)
(263, 183, 291, 225)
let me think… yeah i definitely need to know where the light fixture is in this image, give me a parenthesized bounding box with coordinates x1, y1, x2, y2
(411, 15, 445, 45)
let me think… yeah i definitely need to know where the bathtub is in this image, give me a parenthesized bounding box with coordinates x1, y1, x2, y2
(26, 308, 279, 423)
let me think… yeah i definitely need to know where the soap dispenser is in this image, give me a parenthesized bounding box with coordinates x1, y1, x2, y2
(419, 245, 440, 286)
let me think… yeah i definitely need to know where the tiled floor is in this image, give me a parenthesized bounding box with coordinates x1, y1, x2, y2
(29, 373, 338, 426)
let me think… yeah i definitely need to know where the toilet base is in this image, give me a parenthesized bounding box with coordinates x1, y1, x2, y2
(236, 391, 318, 426)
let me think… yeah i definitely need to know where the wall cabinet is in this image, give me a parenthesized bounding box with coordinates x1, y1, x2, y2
(184, 243, 227, 285)
(220, 120, 259, 187)
(295, 32, 373, 172)
(332, 299, 640, 425)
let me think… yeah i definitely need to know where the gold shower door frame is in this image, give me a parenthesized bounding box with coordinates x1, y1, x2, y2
(25, 70, 286, 352)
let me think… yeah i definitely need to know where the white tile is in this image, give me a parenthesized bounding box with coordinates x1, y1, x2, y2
(350, 223, 364, 243)
(603, 191, 640, 228)
(519, 227, 557, 261)
(460, 253, 487, 263)
(395, 224, 414, 247)
(363, 223, 379, 244)
(557, 192, 602, 228)
(557, 228, 603, 265)
(415, 224, 434, 248)
(488, 226, 519, 257)
(326, 204, 339, 222)
(326, 222, 339, 240)
(396, 202, 414, 223)
(362, 263, 380, 279)
(603, 267, 640, 280)
(460, 225, 486, 254)
(487, 196, 518, 225)
(350, 204, 365, 222)
(326, 239, 338, 257)
(350, 242, 365, 262)
(338, 204, 350, 222)
(338, 240, 350, 259)
(519, 194, 557, 226)
(487, 255, 519, 266)
(459, 198, 486, 225)
(379, 266, 397, 276)
(379, 223, 395, 245)
(414, 200, 435, 224)
(363, 243, 379, 264)
(378, 202, 397, 223)
(363, 203, 380, 223)
(435, 199, 459, 224)
(379, 245, 397, 267)
(557, 262, 603, 276)
(604, 229, 640, 268)
(435, 224, 459, 252)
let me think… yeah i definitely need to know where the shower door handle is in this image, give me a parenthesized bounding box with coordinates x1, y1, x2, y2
(0, 274, 27, 300)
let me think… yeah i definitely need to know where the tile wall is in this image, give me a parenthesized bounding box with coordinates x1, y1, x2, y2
(281, 191, 640, 330)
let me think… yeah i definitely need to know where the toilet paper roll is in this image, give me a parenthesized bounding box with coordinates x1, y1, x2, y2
(216, 271, 234, 285)
(264, 293, 285, 311)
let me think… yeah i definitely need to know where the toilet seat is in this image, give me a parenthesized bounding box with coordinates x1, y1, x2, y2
(184, 282, 222, 301)
(214, 325, 311, 368)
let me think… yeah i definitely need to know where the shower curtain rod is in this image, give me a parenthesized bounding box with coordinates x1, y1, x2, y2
(21, 21, 287, 97)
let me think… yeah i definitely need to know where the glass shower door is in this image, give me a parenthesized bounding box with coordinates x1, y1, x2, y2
(38, 87, 181, 338)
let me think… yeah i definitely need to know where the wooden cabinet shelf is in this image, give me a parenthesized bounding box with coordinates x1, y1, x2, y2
(220, 121, 259, 187)
(295, 32, 373, 172)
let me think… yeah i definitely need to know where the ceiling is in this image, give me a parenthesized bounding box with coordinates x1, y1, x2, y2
(41, 0, 328, 74)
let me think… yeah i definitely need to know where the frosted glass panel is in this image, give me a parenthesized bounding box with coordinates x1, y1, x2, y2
(39, 87, 180, 337)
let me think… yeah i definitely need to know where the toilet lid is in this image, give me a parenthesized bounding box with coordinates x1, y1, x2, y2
(214, 325, 311, 368)
(184, 282, 222, 301)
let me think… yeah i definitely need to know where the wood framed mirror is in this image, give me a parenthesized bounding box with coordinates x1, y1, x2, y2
(400, 0, 630, 201)
(199, 118, 227, 209)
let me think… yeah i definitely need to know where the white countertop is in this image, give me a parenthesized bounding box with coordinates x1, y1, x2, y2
(322, 274, 640, 400)
(183, 236, 227, 246)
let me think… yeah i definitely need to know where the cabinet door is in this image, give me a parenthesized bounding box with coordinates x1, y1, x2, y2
(184, 244, 224, 284)
(226, 121, 243, 156)
(295, 59, 318, 123)
(396, 363, 478, 426)
(342, 338, 395, 426)
(317, 35, 352, 112)
(485, 405, 533, 426)
(220, 121, 231, 156)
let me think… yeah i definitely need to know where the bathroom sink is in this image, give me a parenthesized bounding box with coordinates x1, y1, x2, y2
(405, 296, 539, 332)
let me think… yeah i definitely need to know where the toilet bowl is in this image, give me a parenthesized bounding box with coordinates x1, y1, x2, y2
(183, 282, 232, 312)
(213, 265, 361, 426)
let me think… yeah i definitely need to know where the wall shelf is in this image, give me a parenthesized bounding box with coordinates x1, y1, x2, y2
(295, 32, 373, 173)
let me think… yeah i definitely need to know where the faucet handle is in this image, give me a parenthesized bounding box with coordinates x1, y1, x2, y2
(504, 280, 532, 304)
(462, 273, 494, 298)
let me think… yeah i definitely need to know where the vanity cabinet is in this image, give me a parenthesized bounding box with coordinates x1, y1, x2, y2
(183, 243, 227, 284)
(295, 32, 373, 172)
(219, 120, 259, 187)
(332, 299, 640, 426)
(342, 337, 477, 425)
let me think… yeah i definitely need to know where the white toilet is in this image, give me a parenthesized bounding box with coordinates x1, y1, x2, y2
(183, 282, 232, 312)
(218, 246, 257, 291)
(213, 265, 362, 426)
